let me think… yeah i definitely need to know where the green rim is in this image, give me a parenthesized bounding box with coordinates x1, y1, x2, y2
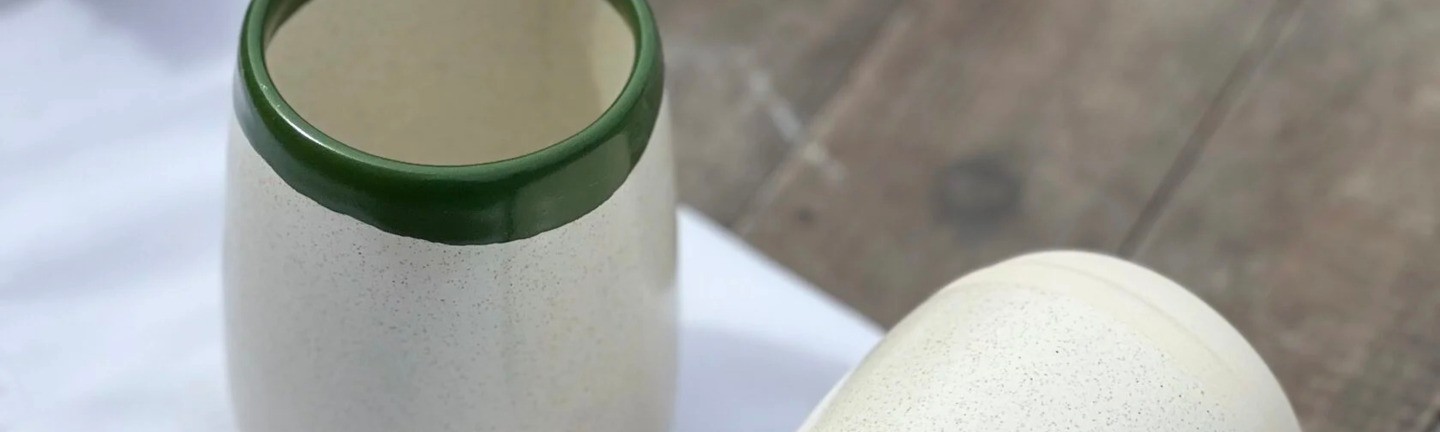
(235, 0, 664, 245)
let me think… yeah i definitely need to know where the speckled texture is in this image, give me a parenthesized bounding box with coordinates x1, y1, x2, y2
(223, 108, 676, 432)
(798, 251, 1300, 432)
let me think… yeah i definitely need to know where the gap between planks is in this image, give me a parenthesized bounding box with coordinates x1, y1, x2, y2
(1115, 0, 1307, 257)
(731, 2, 915, 236)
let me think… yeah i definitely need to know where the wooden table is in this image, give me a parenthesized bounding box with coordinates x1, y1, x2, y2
(652, 0, 1440, 430)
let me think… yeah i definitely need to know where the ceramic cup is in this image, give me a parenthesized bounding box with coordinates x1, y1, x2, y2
(798, 251, 1300, 431)
(223, 0, 674, 430)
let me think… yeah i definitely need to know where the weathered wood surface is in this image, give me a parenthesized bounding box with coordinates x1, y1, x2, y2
(1131, 0, 1440, 430)
(736, 0, 1282, 324)
(652, 0, 902, 224)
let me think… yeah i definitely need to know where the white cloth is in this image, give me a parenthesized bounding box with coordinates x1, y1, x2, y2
(0, 1, 881, 431)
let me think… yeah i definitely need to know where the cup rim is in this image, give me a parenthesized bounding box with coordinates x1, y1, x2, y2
(235, 0, 665, 245)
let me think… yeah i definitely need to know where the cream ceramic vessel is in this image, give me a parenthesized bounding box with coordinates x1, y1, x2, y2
(223, 0, 674, 431)
(798, 251, 1301, 432)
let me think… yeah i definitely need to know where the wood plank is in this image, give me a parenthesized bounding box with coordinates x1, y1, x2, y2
(738, 0, 1284, 324)
(1130, 0, 1440, 430)
(650, 0, 902, 224)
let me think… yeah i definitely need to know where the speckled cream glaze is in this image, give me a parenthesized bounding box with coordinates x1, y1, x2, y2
(223, 108, 676, 432)
(798, 251, 1300, 432)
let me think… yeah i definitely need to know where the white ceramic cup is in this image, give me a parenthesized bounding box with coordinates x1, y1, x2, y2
(223, 0, 675, 430)
(798, 251, 1300, 431)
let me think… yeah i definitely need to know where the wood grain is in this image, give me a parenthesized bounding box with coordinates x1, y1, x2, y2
(651, 0, 902, 224)
(738, 0, 1284, 324)
(1130, 0, 1440, 430)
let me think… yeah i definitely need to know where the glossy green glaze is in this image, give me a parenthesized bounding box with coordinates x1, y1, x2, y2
(235, 0, 664, 245)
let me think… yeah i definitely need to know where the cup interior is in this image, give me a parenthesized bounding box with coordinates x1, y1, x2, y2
(265, 0, 636, 166)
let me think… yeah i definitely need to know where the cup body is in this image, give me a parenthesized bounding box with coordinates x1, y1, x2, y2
(223, 1, 675, 430)
(798, 252, 1300, 432)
